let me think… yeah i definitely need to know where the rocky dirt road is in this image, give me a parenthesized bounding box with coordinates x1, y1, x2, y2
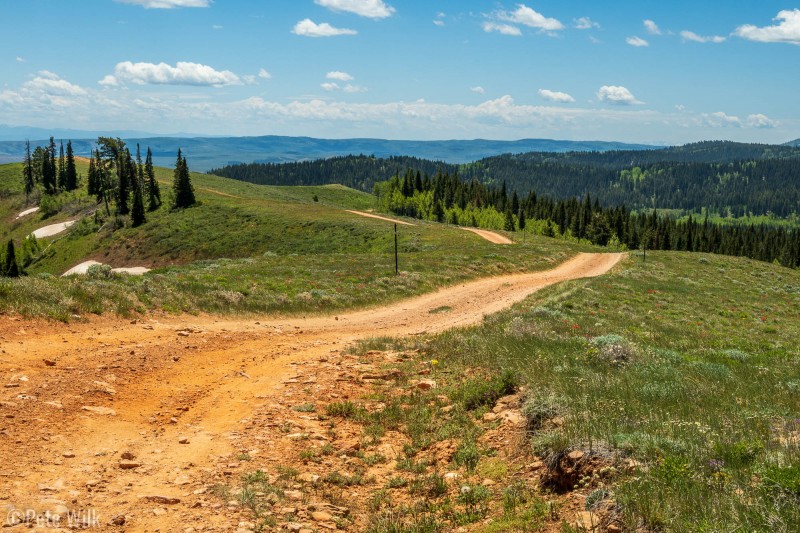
(0, 253, 622, 531)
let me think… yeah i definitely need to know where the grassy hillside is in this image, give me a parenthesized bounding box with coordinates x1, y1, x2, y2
(347, 251, 800, 531)
(0, 161, 589, 320)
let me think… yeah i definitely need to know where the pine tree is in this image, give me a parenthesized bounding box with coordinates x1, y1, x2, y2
(131, 145, 146, 227)
(57, 140, 66, 191)
(41, 137, 57, 194)
(64, 140, 78, 191)
(23, 140, 34, 202)
(504, 209, 516, 232)
(145, 147, 161, 211)
(3, 240, 20, 278)
(87, 153, 97, 197)
(117, 149, 131, 215)
(172, 149, 196, 209)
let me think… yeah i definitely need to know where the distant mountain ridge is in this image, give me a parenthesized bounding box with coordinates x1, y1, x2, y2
(0, 133, 659, 171)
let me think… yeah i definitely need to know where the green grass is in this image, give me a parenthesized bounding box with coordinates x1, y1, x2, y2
(415, 251, 800, 531)
(1, 160, 589, 320)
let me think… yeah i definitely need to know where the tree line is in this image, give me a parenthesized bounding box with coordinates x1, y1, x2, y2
(5, 137, 196, 278)
(211, 141, 800, 219)
(376, 169, 800, 268)
(23, 137, 79, 200)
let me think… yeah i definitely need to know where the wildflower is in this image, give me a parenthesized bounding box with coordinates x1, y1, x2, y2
(708, 459, 725, 473)
(431, 359, 439, 367)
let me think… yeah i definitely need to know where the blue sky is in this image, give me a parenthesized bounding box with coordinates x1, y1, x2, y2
(1, 0, 798, 144)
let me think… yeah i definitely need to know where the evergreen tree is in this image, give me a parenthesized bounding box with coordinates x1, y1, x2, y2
(41, 137, 57, 194)
(57, 140, 66, 191)
(131, 145, 146, 227)
(172, 149, 196, 208)
(145, 147, 161, 211)
(87, 153, 97, 197)
(3, 239, 20, 278)
(504, 209, 515, 231)
(23, 140, 34, 202)
(64, 140, 78, 191)
(116, 149, 132, 215)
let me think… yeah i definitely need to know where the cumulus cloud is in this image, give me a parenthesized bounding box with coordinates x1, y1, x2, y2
(321, 82, 340, 91)
(326, 71, 354, 81)
(574, 17, 599, 30)
(482, 22, 522, 36)
(538, 89, 575, 103)
(471, 86, 486, 95)
(15, 56, 25, 63)
(114, 0, 211, 8)
(680, 30, 725, 43)
(626, 36, 649, 47)
(597, 85, 642, 105)
(433, 13, 445, 27)
(292, 19, 357, 37)
(497, 4, 563, 31)
(644, 19, 661, 35)
(26, 71, 88, 96)
(101, 61, 241, 87)
(734, 9, 800, 45)
(314, 0, 395, 19)
(258, 68, 272, 79)
(702, 111, 741, 127)
(343, 84, 367, 93)
(747, 113, 779, 128)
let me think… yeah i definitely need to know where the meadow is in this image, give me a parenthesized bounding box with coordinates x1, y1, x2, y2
(0, 161, 589, 320)
(360, 251, 800, 530)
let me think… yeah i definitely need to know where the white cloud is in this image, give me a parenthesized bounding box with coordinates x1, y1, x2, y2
(482, 22, 522, 36)
(734, 9, 800, 45)
(498, 4, 563, 31)
(433, 19, 445, 27)
(321, 82, 340, 91)
(574, 17, 599, 30)
(26, 71, 87, 96)
(101, 61, 241, 87)
(15, 56, 25, 63)
(326, 71, 354, 81)
(292, 19, 357, 37)
(644, 19, 661, 35)
(747, 113, 779, 128)
(675, 104, 686, 112)
(212, 25, 223, 30)
(597, 85, 642, 105)
(471, 86, 486, 95)
(343, 84, 367, 93)
(258, 68, 272, 80)
(538, 89, 575, 103)
(702, 111, 741, 127)
(314, 0, 395, 19)
(626, 36, 649, 47)
(680, 30, 725, 43)
(98, 75, 119, 87)
(114, 0, 211, 8)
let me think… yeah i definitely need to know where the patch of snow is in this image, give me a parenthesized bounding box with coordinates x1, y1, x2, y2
(31, 220, 77, 239)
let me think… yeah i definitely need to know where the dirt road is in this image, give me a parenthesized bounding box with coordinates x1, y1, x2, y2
(461, 227, 514, 245)
(0, 253, 622, 531)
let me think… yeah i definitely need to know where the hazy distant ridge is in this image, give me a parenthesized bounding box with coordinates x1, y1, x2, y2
(0, 133, 658, 171)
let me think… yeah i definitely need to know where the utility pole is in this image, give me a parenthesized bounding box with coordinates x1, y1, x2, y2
(394, 224, 399, 275)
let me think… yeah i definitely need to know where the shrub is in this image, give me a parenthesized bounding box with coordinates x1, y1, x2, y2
(456, 369, 518, 411)
(522, 391, 564, 432)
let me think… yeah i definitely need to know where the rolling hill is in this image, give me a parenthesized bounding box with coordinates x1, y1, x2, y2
(0, 134, 659, 171)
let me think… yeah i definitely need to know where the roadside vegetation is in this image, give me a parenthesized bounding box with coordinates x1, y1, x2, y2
(337, 251, 800, 530)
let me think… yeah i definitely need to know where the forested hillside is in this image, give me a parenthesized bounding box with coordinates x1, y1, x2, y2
(375, 169, 800, 268)
(212, 141, 800, 218)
